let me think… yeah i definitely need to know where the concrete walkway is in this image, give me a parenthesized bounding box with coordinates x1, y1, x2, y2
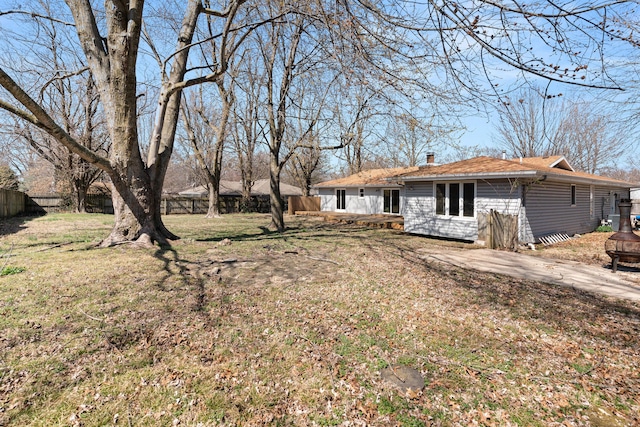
(421, 248, 640, 302)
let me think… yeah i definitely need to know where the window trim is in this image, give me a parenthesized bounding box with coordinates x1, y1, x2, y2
(434, 181, 476, 218)
(336, 188, 346, 210)
(383, 188, 401, 214)
(358, 188, 365, 199)
(571, 184, 577, 207)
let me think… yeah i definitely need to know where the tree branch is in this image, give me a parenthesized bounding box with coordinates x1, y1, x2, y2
(0, 10, 75, 26)
(0, 67, 111, 171)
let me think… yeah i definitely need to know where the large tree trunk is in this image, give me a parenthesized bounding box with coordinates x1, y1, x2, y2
(206, 180, 221, 218)
(240, 176, 253, 212)
(100, 165, 163, 247)
(72, 179, 88, 213)
(303, 176, 311, 196)
(269, 156, 285, 232)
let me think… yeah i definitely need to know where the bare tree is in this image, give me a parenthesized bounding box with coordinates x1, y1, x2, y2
(495, 88, 565, 158)
(554, 102, 633, 174)
(284, 128, 326, 196)
(14, 75, 107, 212)
(229, 57, 265, 211)
(385, 113, 459, 167)
(181, 78, 234, 218)
(257, 9, 332, 231)
(334, 85, 382, 175)
(496, 88, 633, 173)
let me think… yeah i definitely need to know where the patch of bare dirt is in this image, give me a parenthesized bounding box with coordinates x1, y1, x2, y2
(532, 231, 619, 267)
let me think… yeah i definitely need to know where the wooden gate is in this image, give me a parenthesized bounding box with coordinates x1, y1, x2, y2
(481, 210, 519, 250)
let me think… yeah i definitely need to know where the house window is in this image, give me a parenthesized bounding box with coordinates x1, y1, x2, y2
(336, 189, 346, 210)
(434, 182, 475, 217)
(571, 185, 577, 206)
(449, 183, 460, 216)
(383, 189, 400, 214)
(436, 183, 446, 215)
(463, 183, 475, 217)
(359, 188, 365, 198)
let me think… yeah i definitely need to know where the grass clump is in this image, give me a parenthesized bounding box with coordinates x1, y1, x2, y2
(0, 265, 25, 276)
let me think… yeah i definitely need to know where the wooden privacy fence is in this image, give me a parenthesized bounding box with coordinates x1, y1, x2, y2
(288, 196, 320, 214)
(0, 189, 25, 218)
(27, 194, 69, 214)
(5, 193, 284, 216)
(478, 210, 519, 250)
(161, 196, 272, 215)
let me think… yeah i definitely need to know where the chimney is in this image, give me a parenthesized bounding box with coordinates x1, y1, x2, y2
(426, 152, 435, 164)
(502, 150, 506, 160)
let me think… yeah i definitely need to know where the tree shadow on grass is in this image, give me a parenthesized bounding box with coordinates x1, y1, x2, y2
(193, 220, 378, 245)
(388, 240, 640, 349)
(0, 215, 39, 237)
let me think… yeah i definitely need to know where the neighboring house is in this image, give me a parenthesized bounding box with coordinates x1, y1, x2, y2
(314, 167, 419, 215)
(315, 156, 634, 244)
(178, 179, 303, 198)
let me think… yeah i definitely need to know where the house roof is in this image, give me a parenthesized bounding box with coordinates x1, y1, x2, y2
(314, 167, 420, 188)
(397, 156, 634, 187)
(178, 179, 303, 197)
(314, 156, 634, 189)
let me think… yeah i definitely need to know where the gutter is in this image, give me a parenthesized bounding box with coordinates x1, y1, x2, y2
(396, 171, 539, 182)
(539, 174, 634, 187)
(313, 183, 405, 189)
(396, 171, 632, 188)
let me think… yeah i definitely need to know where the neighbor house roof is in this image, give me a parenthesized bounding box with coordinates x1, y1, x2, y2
(396, 156, 634, 187)
(314, 167, 419, 188)
(178, 179, 303, 197)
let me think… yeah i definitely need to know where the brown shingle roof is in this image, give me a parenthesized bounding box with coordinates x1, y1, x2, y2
(398, 156, 633, 187)
(315, 157, 633, 189)
(314, 167, 419, 188)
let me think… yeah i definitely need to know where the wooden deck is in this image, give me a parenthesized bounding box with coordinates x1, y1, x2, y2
(294, 211, 404, 230)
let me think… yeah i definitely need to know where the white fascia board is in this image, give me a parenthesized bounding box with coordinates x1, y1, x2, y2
(397, 171, 632, 187)
(397, 171, 540, 182)
(316, 183, 404, 188)
(543, 173, 632, 187)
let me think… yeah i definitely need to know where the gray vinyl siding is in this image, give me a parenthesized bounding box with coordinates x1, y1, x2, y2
(404, 182, 434, 235)
(521, 181, 629, 242)
(476, 179, 522, 215)
(318, 188, 336, 212)
(317, 187, 405, 214)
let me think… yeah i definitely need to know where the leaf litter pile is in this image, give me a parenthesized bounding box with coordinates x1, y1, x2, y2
(0, 214, 639, 426)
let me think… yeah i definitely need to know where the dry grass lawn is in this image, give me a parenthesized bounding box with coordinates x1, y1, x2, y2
(0, 213, 639, 426)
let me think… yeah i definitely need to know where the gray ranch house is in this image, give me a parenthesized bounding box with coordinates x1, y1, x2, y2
(315, 156, 633, 244)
